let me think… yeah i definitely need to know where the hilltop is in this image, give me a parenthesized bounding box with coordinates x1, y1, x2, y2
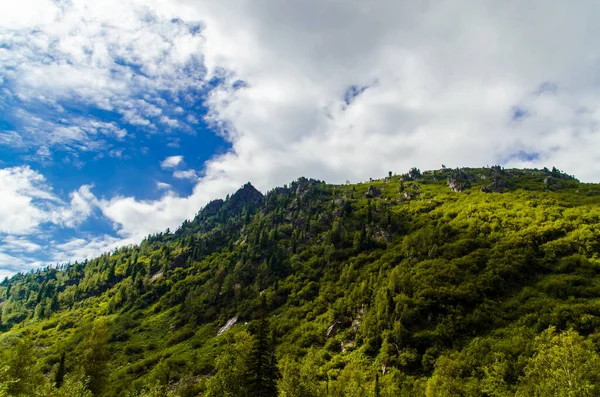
(1, 166, 600, 396)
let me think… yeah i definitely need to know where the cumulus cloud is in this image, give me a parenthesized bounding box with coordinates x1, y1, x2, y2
(48, 235, 131, 266)
(161, 155, 184, 169)
(0, 166, 96, 235)
(173, 169, 198, 180)
(62, 0, 600, 250)
(0, 166, 113, 271)
(0, 251, 41, 280)
(185, 0, 600, 182)
(3, 236, 42, 253)
(4, 0, 600, 276)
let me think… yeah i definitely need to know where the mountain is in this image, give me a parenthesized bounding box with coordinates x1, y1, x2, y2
(2, 166, 600, 396)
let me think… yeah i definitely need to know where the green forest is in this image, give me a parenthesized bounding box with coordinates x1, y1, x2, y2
(2, 166, 600, 396)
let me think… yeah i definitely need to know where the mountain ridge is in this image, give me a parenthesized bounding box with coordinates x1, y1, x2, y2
(1, 166, 600, 396)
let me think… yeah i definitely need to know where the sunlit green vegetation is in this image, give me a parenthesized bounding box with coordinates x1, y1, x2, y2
(1, 166, 600, 396)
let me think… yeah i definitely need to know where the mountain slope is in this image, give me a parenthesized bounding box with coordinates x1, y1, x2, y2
(1, 166, 600, 396)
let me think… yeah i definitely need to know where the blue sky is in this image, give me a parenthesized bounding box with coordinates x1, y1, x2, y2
(1, 0, 600, 278)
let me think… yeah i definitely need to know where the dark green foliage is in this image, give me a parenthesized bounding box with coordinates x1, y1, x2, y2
(54, 352, 67, 388)
(246, 298, 277, 397)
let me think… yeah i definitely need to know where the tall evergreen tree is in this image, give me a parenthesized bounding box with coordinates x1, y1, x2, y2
(246, 297, 277, 397)
(54, 352, 67, 388)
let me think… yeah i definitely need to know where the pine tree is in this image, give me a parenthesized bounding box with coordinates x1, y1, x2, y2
(106, 264, 116, 284)
(50, 292, 59, 313)
(246, 297, 277, 397)
(54, 352, 67, 388)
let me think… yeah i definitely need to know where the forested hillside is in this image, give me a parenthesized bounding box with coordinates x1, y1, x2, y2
(2, 166, 600, 396)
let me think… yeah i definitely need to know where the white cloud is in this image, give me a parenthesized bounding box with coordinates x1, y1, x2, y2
(49, 235, 131, 266)
(160, 116, 180, 127)
(49, 185, 98, 228)
(161, 155, 184, 169)
(0, 167, 120, 273)
(0, 166, 95, 235)
(99, 191, 201, 239)
(180, 0, 600, 184)
(75, 0, 600, 253)
(109, 148, 125, 158)
(0, 0, 204, 158)
(173, 169, 197, 180)
(0, 250, 42, 280)
(2, 111, 130, 156)
(156, 182, 171, 190)
(3, 236, 42, 253)
(186, 114, 199, 124)
(4, 0, 600, 277)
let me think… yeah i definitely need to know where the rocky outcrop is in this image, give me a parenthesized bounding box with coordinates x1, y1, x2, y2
(227, 182, 264, 213)
(341, 340, 355, 353)
(326, 321, 342, 338)
(364, 186, 381, 198)
(481, 166, 508, 193)
(448, 179, 466, 192)
(333, 198, 345, 206)
(217, 316, 238, 336)
(408, 167, 421, 180)
(447, 168, 472, 192)
(398, 191, 417, 202)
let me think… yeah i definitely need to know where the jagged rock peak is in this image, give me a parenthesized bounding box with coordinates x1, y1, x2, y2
(227, 182, 264, 209)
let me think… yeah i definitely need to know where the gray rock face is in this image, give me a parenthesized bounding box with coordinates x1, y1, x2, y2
(364, 186, 381, 198)
(447, 168, 471, 192)
(447, 179, 465, 192)
(327, 321, 341, 338)
(217, 316, 238, 336)
(333, 198, 345, 206)
(228, 182, 264, 212)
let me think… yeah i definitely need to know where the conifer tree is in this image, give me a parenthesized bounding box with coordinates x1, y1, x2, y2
(54, 352, 67, 388)
(246, 296, 277, 397)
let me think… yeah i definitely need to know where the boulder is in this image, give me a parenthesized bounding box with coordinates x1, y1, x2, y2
(364, 185, 381, 198)
(326, 321, 342, 338)
(448, 179, 465, 192)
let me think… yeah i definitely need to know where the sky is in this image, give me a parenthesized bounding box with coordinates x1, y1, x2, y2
(1, 0, 600, 278)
